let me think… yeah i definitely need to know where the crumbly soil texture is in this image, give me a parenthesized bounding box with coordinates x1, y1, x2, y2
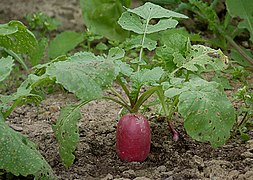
(1, 0, 253, 180)
(3, 92, 253, 180)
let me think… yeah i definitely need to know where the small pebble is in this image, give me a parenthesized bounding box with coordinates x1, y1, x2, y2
(247, 139, 253, 149)
(133, 177, 151, 180)
(9, 124, 23, 132)
(157, 165, 167, 172)
(122, 169, 136, 178)
(193, 155, 204, 167)
(241, 151, 253, 158)
(101, 173, 113, 180)
(242, 41, 249, 48)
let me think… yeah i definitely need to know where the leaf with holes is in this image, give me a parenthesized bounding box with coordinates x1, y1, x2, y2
(125, 36, 157, 51)
(0, 21, 37, 55)
(46, 52, 116, 101)
(177, 78, 236, 147)
(52, 105, 82, 168)
(174, 45, 228, 73)
(0, 114, 56, 179)
(118, 2, 187, 35)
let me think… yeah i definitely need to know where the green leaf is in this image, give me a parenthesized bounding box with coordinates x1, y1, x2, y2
(212, 74, 232, 90)
(177, 78, 236, 147)
(156, 32, 188, 71)
(26, 12, 61, 32)
(52, 105, 82, 168)
(230, 49, 252, 67)
(128, 2, 188, 19)
(114, 60, 134, 77)
(0, 21, 37, 55)
(188, 0, 218, 31)
(46, 52, 116, 101)
(226, 0, 253, 42)
(178, 45, 228, 72)
(96, 42, 108, 51)
(160, 32, 189, 52)
(131, 67, 164, 86)
(118, 2, 187, 34)
(130, 67, 164, 99)
(118, 12, 179, 34)
(108, 47, 125, 60)
(0, 23, 18, 35)
(48, 31, 84, 59)
(118, 12, 144, 34)
(126, 36, 157, 50)
(163, 77, 188, 98)
(30, 37, 48, 66)
(0, 114, 55, 179)
(80, 0, 129, 41)
(0, 74, 46, 117)
(0, 56, 14, 82)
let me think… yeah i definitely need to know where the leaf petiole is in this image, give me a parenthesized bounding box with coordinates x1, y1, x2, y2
(132, 86, 159, 113)
(102, 96, 133, 113)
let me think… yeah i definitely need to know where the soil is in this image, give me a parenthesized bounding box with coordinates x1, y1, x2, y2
(1, 0, 253, 180)
(3, 91, 253, 180)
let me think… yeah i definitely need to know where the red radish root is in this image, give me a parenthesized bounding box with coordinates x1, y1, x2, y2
(116, 114, 151, 162)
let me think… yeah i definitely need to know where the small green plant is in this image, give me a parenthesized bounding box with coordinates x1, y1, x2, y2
(234, 86, 253, 140)
(26, 12, 61, 36)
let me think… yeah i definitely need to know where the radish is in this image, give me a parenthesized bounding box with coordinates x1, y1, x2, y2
(116, 114, 151, 162)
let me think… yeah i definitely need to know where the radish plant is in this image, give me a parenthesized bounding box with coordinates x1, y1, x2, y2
(0, 1, 237, 177)
(36, 2, 234, 166)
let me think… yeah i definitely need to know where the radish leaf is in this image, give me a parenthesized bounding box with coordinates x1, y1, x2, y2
(177, 78, 235, 147)
(179, 45, 228, 72)
(48, 31, 84, 59)
(0, 114, 56, 179)
(52, 104, 82, 168)
(118, 2, 187, 35)
(0, 21, 37, 55)
(125, 36, 157, 51)
(46, 52, 116, 101)
(128, 2, 188, 19)
(130, 67, 164, 100)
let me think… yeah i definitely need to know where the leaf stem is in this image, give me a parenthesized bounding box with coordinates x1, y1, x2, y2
(110, 87, 129, 108)
(168, 121, 179, 141)
(171, 67, 183, 76)
(132, 86, 159, 113)
(102, 96, 133, 113)
(4, 49, 29, 72)
(137, 12, 151, 72)
(156, 87, 169, 116)
(116, 77, 134, 106)
(167, 95, 179, 121)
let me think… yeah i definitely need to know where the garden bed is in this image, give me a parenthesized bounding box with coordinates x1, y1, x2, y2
(0, 0, 253, 179)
